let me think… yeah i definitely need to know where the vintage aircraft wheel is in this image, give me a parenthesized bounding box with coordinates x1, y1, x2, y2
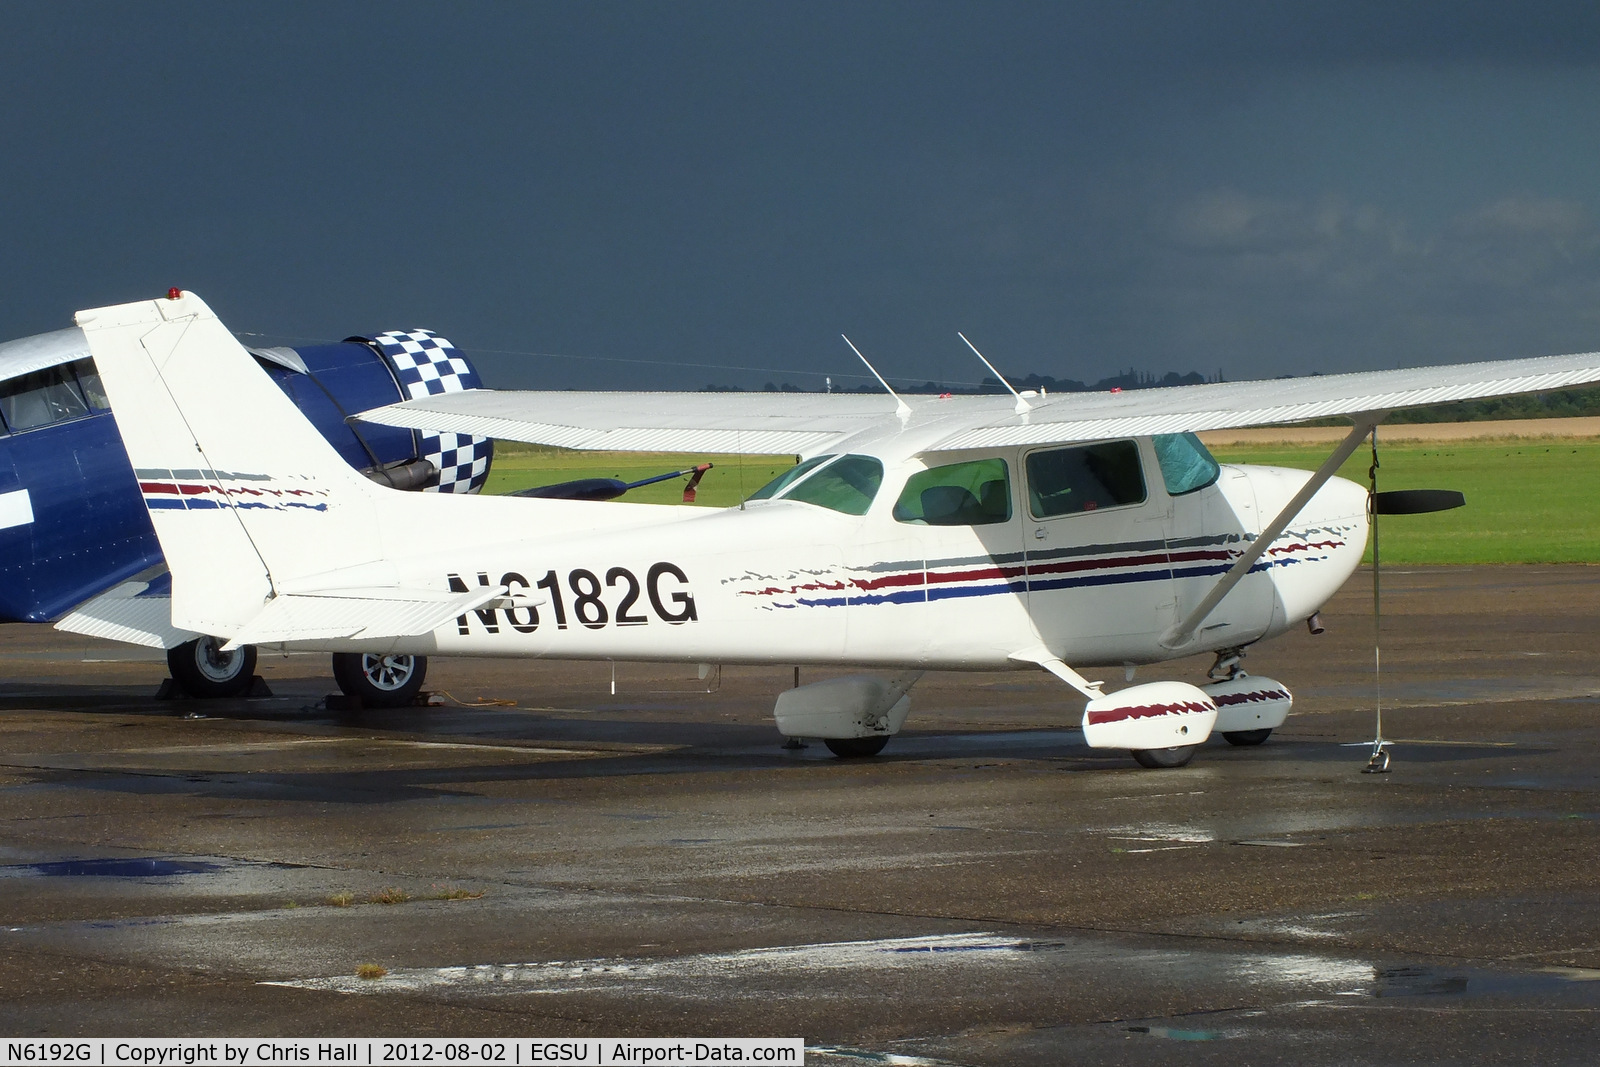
(166, 636, 256, 698)
(824, 736, 890, 758)
(331, 652, 428, 708)
(1222, 728, 1273, 746)
(1131, 744, 1198, 769)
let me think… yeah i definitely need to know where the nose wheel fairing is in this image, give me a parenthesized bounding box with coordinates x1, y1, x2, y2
(1202, 672, 1292, 737)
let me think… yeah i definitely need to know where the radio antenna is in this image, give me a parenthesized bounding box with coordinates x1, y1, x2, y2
(841, 335, 911, 420)
(959, 331, 1031, 414)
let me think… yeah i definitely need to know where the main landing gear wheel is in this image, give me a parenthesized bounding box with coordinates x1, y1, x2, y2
(1131, 745, 1198, 769)
(824, 736, 890, 758)
(331, 652, 428, 708)
(166, 636, 256, 698)
(1222, 728, 1274, 746)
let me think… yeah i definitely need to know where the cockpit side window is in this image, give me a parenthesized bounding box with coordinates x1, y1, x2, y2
(0, 364, 91, 432)
(893, 458, 1011, 525)
(1152, 432, 1220, 495)
(747, 454, 836, 501)
(1026, 440, 1146, 518)
(781, 454, 883, 515)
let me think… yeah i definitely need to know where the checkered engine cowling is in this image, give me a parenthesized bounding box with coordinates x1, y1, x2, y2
(362, 330, 493, 494)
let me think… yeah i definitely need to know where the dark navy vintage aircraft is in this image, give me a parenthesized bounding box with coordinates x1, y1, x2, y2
(0, 310, 493, 704)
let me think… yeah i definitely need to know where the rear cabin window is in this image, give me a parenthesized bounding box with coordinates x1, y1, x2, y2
(893, 458, 1011, 526)
(1152, 432, 1220, 495)
(781, 454, 883, 515)
(1026, 440, 1146, 518)
(0, 364, 91, 432)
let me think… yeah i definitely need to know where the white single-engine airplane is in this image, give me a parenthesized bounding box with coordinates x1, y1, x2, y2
(73, 291, 1600, 767)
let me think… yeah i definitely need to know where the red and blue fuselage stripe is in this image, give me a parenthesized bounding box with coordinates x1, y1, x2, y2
(768, 532, 1347, 608)
(137, 476, 328, 512)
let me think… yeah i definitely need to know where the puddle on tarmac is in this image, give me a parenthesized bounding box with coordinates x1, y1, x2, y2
(1119, 964, 1600, 1044)
(3, 857, 223, 878)
(1371, 965, 1471, 996)
(1364, 964, 1600, 1001)
(1126, 1025, 1223, 1041)
(0, 854, 313, 886)
(266, 932, 1379, 999)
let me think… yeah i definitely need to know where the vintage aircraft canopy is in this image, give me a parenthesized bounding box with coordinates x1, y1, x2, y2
(353, 349, 1600, 457)
(0, 328, 92, 384)
(0, 327, 318, 385)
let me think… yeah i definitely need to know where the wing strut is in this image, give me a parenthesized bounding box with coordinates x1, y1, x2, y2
(1160, 414, 1386, 650)
(1008, 645, 1104, 698)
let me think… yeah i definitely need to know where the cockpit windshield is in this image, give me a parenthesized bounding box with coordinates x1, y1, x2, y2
(1152, 432, 1221, 495)
(748, 454, 835, 501)
(747, 454, 884, 516)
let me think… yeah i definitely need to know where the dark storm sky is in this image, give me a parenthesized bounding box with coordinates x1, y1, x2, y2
(6, 2, 1600, 391)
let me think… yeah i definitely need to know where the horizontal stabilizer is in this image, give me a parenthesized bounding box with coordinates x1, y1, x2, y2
(222, 584, 506, 650)
(54, 581, 193, 650)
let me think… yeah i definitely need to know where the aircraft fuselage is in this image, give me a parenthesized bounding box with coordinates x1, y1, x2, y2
(282, 438, 1369, 672)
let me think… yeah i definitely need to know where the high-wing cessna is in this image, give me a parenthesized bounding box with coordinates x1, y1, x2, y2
(74, 290, 1600, 767)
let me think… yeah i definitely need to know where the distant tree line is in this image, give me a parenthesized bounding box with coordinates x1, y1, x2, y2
(1386, 386, 1600, 423)
(699, 368, 1214, 395)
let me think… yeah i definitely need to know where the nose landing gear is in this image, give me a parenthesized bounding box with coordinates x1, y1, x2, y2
(1200, 647, 1291, 748)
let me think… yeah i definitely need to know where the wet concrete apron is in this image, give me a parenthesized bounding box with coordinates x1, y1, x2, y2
(1, 566, 1598, 1064)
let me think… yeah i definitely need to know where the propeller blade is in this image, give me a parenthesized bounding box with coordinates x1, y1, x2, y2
(1372, 489, 1465, 515)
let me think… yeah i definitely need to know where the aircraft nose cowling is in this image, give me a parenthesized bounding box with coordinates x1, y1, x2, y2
(1239, 465, 1370, 638)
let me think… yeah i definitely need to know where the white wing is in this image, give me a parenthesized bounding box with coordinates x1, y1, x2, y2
(354, 350, 1600, 454)
(931, 351, 1600, 449)
(355, 389, 906, 456)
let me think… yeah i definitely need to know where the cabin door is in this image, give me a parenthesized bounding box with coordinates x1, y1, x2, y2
(1020, 438, 1176, 663)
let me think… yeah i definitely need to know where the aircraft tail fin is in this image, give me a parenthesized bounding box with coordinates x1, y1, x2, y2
(76, 291, 390, 639)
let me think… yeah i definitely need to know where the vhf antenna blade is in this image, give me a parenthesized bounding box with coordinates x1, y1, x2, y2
(841, 334, 911, 420)
(959, 331, 1031, 414)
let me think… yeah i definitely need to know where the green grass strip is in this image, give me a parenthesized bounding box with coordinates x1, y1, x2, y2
(1210, 439, 1600, 564)
(483, 443, 793, 509)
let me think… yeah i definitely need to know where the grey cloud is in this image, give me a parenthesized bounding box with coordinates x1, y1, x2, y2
(1127, 189, 1600, 374)
(1451, 196, 1594, 239)
(7, 4, 1600, 390)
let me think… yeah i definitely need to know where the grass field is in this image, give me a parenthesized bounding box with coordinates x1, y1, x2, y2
(483, 444, 795, 508)
(485, 437, 1600, 565)
(1210, 439, 1600, 564)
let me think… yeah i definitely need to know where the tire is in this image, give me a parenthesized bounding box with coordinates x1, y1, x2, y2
(1222, 728, 1273, 746)
(166, 636, 257, 698)
(824, 735, 890, 758)
(331, 652, 427, 708)
(1131, 744, 1198, 769)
